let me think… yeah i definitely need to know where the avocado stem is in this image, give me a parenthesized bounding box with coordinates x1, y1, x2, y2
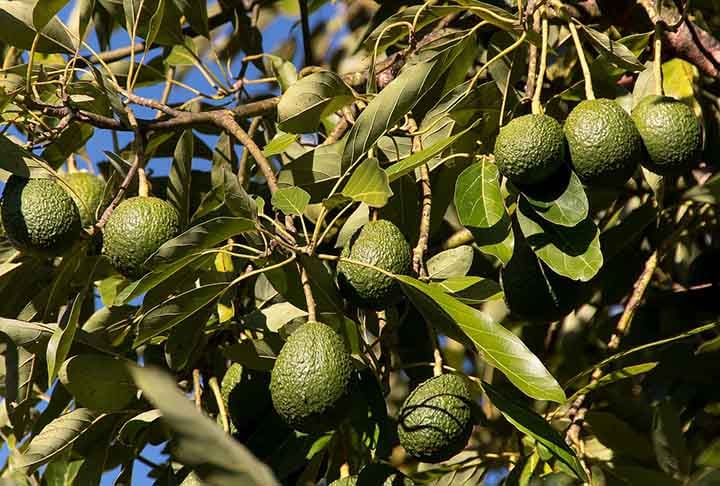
(654, 18, 665, 96)
(531, 16, 549, 115)
(568, 22, 595, 100)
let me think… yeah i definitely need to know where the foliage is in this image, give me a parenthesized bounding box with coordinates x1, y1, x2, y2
(0, 0, 719, 485)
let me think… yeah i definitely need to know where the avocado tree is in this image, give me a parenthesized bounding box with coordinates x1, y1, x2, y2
(1, 0, 719, 484)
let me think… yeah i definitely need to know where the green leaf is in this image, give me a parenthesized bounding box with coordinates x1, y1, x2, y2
(576, 21, 645, 71)
(341, 158, 393, 208)
(385, 120, 481, 182)
(271, 187, 311, 216)
(244, 302, 307, 333)
(46, 293, 85, 388)
(133, 282, 230, 347)
(517, 198, 603, 282)
(653, 400, 691, 478)
(117, 409, 163, 445)
(42, 451, 83, 486)
(683, 172, 720, 205)
(426, 246, 474, 279)
(430, 276, 503, 305)
(58, 354, 136, 411)
(455, 0, 518, 32)
(586, 412, 655, 462)
(569, 362, 658, 400)
(262, 133, 299, 157)
(277, 71, 353, 133)
(0, 318, 53, 349)
(264, 54, 297, 92)
(0, 1, 75, 53)
(33, 0, 69, 30)
(396, 276, 565, 402)
(222, 338, 279, 372)
(114, 252, 216, 306)
(168, 129, 193, 228)
(172, 0, 208, 37)
(149, 216, 255, 266)
(521, 170, 589, 227)
(0, 134, 47, 178)
(129, 365, 280, 485)
(277, 141, 344, 202)
(342, 41, 466, 169)
(454, 159, 513, 264)
(483, 382, 587, 481)
(14, 409, 104, 474)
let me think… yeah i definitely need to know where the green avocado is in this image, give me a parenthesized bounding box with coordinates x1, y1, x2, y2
(500, 231, 580, 322)
(270, 321, 354, 433)
(632, 95, 702, 175)
(564, 98, 643, 186)
(397, 373, 474, 463)
(1, 175, 81, 257)
(494, 114, 566, 185)
(102, 196, 180, 278)
(337, 220, 411, 309)
(62, 171, 106, 226)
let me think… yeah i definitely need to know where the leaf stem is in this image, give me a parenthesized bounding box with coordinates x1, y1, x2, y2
(192, 369, 202, 410)
(208, 376, 230, 433)
(466, 32, 527, 95)
(568, 22, 595, 100)
(654, 17, 665, 96)
(298, 263, 317, 322)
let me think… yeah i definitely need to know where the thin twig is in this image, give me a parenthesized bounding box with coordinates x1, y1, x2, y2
(525, 9, 541, 100)
(298, 263, 317, 322)
(238, 117, 262, 186)
(298, 0, 313, 66)
(192, 369, 202, 410)
(208, 376, 230, 433)
(413, 164, 432, 277)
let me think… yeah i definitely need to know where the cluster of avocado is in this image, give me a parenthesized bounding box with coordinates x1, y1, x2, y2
(1, 170, 180, 279)
(495, 95, 702, 188)
(267, 220, 475, 474)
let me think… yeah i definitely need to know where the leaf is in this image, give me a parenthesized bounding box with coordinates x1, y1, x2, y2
(385, 120, 481, 182)
(277, 71, 353, 133)
(149, 216, 255, 266)
(42, 451, 83, 486)
(129, 365, 280, 485)
(517, 198, 603, 282)
(684, 172, 720, 205)
(262, 133, 298, 157)
(134, 282, 229, 347)
(565, 322, 719, 387)
(483, 382, 587, 481)
(342, 40, 466, 169)
(521, 169, 589, 227)
(0, 1, 75, 53)
(430, 276, 503, 304)
(653, 400, 691, 478)
(586, 412, 655, 462)
(244, 302, 307, 333)
(33, 0, 69, 30)
(58, 354, 137, 411)
(277, 141, 344, 202)
(271, 187, 311, 216)
(117, 409, 163, 445)
(14, 409, 104, 474)
(454, 159, 514, 264)
(46, 293, 85, 388)
(569, 362, 658, 400)
(0, 318, 53, 349)
(168, 129, 193, 228)
(341, 158, 392, 208)
(223, 338, 279, 371)
(455, 0, 518, 32)
(172, 0, 208, 37)
(396, 276, 565, 402)
(0, 134, 46, 178)
(426, 246, 474, 279)
(576, 21, 645, 71)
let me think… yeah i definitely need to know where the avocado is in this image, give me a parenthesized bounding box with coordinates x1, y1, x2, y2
(270, 321, 354, 433)
(500, 231, 580, 322)
(102, 196, 180, 278)
(397, 373, 474, 463)
(337, 220, 411, 309)
(1, 175, 81, 256)
(632, 95, 702, 175)
(494, 114, 566, 185)
(330, 464, 415, 485)
(62, 171, 106, 226)
(564, 99, 643, 186)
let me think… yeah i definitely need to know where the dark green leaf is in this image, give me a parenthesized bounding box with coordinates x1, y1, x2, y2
(397, 276, 565, 402)
(517, 198, 602, 282)
(277, 71, 353, 133)
(129, 365, 280, 485)
(430, 276, 503, 304)
(0, 1, 75, 53)
(426, 246, 474, 279)
(569, 362, 658, 400)
(46, 293, 85, 387)
(58, 354, 137, 411)
(483, 382, 587, 481)
(653, 400, 691, 478)
(168, 129, 193, 228)
(271, 187, 311, 216)
(576, 21, 645, 71)
(521, 170, 589, 227)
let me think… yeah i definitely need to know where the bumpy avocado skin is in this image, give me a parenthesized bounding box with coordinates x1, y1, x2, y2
(1, 176, 81, 257)
(500, 234, 580, 322)
(494, 114, 566, 185)
(337, 220, 411, 309)
(62, 171, 106, 226)
(397, 373, 474, 463)
(102, 196, 180, 278)
(632, 95, 702, 175)
(270, 322, 354, 433)
(564, 99, 643, 186)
